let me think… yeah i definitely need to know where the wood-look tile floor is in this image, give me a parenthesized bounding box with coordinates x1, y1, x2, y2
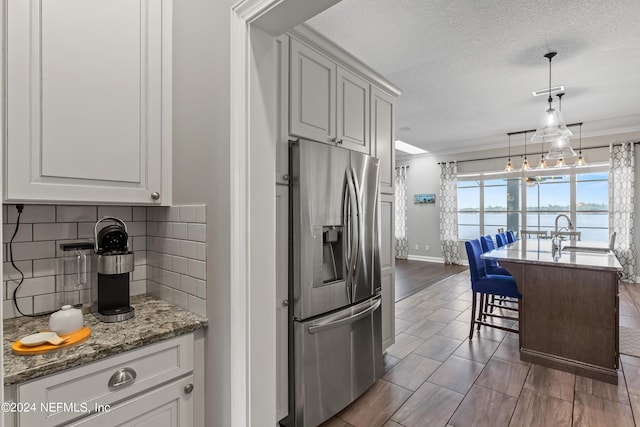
(321, 269, 640, 427)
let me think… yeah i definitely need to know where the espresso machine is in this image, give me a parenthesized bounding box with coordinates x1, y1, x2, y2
(91, 216, 135, 322)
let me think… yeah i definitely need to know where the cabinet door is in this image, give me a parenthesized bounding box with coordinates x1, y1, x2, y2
(67, 376, 194, 426)
(289, 38, 336, 144)
(372, 87, 395, 194)
(6, 0, 172, 205)
(275, 184, 289, 421)
(337, 66, 370, 154)
(380, 193, 395, 349)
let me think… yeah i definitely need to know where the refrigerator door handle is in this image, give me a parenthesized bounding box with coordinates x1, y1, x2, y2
(307, 297, 381, 334)
(343, 168, 359, 303)
(350, 166, 363, 299)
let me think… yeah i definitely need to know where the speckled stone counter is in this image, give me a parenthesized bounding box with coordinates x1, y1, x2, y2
(3, 295, 208, 386)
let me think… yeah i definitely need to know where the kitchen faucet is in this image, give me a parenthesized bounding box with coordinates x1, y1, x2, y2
(552, 214, 573, 257)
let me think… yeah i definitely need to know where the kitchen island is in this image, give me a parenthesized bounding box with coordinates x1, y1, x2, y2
(482, 239, 622, 384)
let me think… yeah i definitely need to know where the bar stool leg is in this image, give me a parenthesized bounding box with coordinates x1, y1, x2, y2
(469, 292, 477, 340)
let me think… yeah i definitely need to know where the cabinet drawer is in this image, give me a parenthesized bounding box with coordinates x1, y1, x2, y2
(17, 334, 193, 427)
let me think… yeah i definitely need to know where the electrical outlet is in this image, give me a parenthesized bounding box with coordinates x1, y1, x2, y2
(414, 244, 419, 250)
(425, 245, 430, 251)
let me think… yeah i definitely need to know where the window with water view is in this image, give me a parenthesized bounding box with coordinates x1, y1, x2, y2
(457, 168, 609, 242)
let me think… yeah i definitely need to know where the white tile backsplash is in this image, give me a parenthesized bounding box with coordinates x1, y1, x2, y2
(3, 203, 207, 319)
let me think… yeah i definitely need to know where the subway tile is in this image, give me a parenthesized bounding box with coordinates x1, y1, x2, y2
(33, 259, 57, 277)
(33, 223, 77, 241)
(10, 241, 56, 261)
(3, 261, 33, 281)
(158, 223, 172, 238)
(7, 205, 55, 223)
(132, 266, 146, 281)
(97, 206, 132, 221)
(166, 239, 180, 256)
(187, 259, 207, 280)
(132, 206, 147, 222)
(150, 207, 167, 222)
(7, 276, 56, 298)
(165, 271, 181, 289)
(172, 289, 189, 310)
(3, 223, 33, 243)
(130, 280, 146, 296)
(56, 205, 97, 222)
(132, 236, 146, 252)
(181, 275, 197, 295)
(77, 222, 96, 239)
(134, 250, 147, 266)
(172, 223, 188, 240)
(159, 254, 172, 270)
(188, 295, 206, 317)
(34, 293, 63, 314)
(179, 206, 197, 223)
(196, 280, 206, 298)
(167, 207, 180, 222)
(4, 298, 33, 318)
(126, 221, 147, 237)
(146, 281, 159, 298)
(146, 221, 159, 237)
(173, 257, 188, 275)
(187, 223, 206, 242)
(195, 205, 206, 223)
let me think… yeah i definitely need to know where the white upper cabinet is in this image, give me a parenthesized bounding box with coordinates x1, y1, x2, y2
(5, 0, 172, 205)
(371, 87, 395, 194)
(289, 38, 336, 146)
(337, 66, 370, 154)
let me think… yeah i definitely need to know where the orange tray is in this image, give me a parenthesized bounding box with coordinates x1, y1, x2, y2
(12, 327, 91, 355)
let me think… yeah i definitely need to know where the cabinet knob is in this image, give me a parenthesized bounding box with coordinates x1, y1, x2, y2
(330, 137, 338, 143)
(151, 192, 161, 200)
(337, 139, 343, 145)
(282, 300, 289, 307)
(184, 383, 194, 394)
(283, 174, 290, 181)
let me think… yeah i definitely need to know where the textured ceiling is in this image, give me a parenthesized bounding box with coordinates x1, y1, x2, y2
(306, 0, 640, 154)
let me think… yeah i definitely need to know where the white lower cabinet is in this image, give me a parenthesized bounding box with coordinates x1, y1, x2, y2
(67, 375, 193, 426)
(6, 334, 196, 427)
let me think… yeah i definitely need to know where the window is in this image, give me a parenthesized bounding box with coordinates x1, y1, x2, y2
(457, 165, 609, 242)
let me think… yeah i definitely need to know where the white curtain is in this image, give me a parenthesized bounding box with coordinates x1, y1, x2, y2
(439, 162, 462, 265)
(395, 166, 409, 259)
(609, 142, 636, 281)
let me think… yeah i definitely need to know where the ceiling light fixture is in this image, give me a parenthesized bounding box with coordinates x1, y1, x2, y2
(577, 123, 586, 166)
(544, 92, 577, 159)
(505, 134, 513, 172)
(394, 140, 428, 155)
(531, 52, 574, 153)
(537, 138, 548, 169)
(521, 131, 530, 171)
(532, 85, 565, 97)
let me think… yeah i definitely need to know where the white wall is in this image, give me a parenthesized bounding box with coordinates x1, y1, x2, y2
(172, 0, 234, 425)
(397, 131, 640, 264)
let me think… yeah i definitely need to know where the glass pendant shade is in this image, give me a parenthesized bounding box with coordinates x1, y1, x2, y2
(531, 106, 573, 144)
(521, 157, 530, 171)
(546, 136, 577, 159)
(538, 155, 548, 169)
(555, 157, 565, 167)
(577, 153, 586, 166)
(505, 159, 514, 172)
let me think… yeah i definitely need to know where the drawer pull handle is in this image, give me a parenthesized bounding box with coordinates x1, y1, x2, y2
(108, 367, 137, 388)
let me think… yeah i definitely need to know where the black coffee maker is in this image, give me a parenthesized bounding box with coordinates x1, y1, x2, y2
(91, 217, 135, 322)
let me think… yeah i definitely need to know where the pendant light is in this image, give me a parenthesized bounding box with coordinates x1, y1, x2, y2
(577, 123, 586, 166)
(545, 92, 577, 159)
(555, 156, 565, 167)
(537, 138, 548, 169)
(521, 132, 530, 170)
(531, 52, 574, 151)
(505, 134, 514, 172)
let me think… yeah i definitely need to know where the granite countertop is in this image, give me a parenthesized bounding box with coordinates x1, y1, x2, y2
(482, 239, 622, 271)
(3, 295, 208, 386)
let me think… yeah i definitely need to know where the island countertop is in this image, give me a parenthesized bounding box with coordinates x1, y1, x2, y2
(481, 239, 622, 271)
(3, 295, 208, 386)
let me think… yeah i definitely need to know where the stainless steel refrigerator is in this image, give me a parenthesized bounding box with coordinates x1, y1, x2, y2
(289, 139, 383, 427)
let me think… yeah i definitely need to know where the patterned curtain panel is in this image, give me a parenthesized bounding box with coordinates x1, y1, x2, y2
(395, 166, 409, 259)
(439, 162, 462, 265)
(609, 142, 637, 281)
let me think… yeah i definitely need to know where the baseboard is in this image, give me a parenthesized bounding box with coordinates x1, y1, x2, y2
(406, 255, 444, 263)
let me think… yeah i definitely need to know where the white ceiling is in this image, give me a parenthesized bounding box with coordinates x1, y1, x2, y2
(306, 0, 640, 155)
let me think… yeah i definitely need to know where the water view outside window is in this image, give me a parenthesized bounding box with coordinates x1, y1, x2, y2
(457, 168, 609, 242)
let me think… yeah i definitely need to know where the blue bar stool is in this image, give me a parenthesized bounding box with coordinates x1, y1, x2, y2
(506, 230, 516, 243)
(465, 239, 521, 340)
(495, 233, 508, 247)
